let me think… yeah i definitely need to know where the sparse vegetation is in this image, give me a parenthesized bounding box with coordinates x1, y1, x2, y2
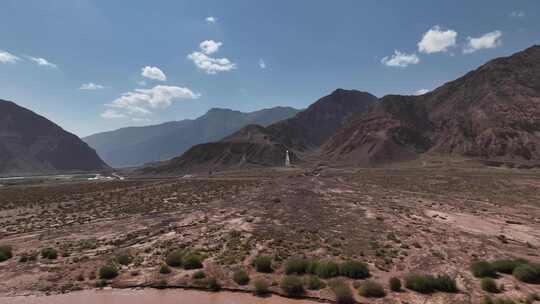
(233, 269, 250, 285)
(305, 275, 325, 290)
(358, 280, 386, 298)
(254, 256, 273, 273)
(0, 245, 13, 262)
(405, 274, 457, 294)
(491, 259, 528, 274)
(254, 279, 270, 296)
(331, 280, 355, 304)
(159, 264, 171, 274)
(281, 275, 305, 297)
(481, 278, 500, 293)
(207, 277, 221, 291)
(471, 260, 497, 278)
(99, 265, 119, 279)
(340, 260, 369, 279)
(165, 249, 184, 267)
(182, 253, 204, 269)
(513, 263, 540, 284)
(193, 270, 206, 279)
(389, 277, 401, 292)
(316, 260, 340, 279)
(285, 257, 309, 275)
(41, 247, 58, 260)
(116, 253, 132, 266)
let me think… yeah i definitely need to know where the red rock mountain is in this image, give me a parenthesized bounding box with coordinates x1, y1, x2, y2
(0, 100, 110, 175)
(324, 45, 540, 166)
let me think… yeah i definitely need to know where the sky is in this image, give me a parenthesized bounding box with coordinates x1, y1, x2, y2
(0, 1, 539, 137)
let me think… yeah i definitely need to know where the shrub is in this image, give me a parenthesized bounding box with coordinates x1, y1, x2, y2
(233, 270, 250, 285)
(193, 270, 206, 279)
(331, 280, 355, 304)
(182, 253, 204, 269)
(491, 259, 528, 274)
(41, 247, 58, 260)
(358, 280, 386, 298)
(159, 264, 171, 274)
(306, 275, 326, 290)
(405, 274, 457, 294)
(165, 249, 184, 267)
(481, 278, 499, 293)
(99, 265, 119, 279)
(306, 259, 320, 274)
(281, 275, 305, 297)
(207, 278, 221, 291)
(95, 279, 108, 288)
(340, 260, 370, 279)
(254, 279, 270, 296)
(513, 263, 540, 284)
(389, 277, 401, 292)
(254, 256, 273, 273)
(316, 261, 340, 279)
(116, 254, 132, 266)
(0, 245, 13, 262)
(471, 260, 497, 278)
(285, 258, 309, 275)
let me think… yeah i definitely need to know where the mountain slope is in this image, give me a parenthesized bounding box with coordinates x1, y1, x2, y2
(324, 45, 540, 166)
(84, 106, 300, 168)
(140, 89, 378, 175)
(0, 100, 109, 175)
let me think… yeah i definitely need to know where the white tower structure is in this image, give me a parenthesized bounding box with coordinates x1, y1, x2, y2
(285, 150, 291, 167)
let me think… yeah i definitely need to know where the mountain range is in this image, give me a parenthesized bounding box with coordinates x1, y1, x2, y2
(0, 100, 109, 176)
(83, 106, 300, 168)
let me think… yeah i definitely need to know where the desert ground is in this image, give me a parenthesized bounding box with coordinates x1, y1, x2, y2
(1, 157, 539, 304)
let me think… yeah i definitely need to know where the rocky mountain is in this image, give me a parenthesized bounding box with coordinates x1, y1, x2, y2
(0, 100, 109, 175)
(324, 45, 540, 166)
(140, 89, 378, 175)
(83, 106, 300, 168)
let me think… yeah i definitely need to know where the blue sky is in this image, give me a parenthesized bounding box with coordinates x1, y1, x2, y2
(0, 0, 539, 137)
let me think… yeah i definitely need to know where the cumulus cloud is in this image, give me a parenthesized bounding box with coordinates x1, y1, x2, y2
(206, 16, 217, 23)
(418, 26, 457, 54)
(510, 11, 525, 18)
(106, 85, 200, 117)
(80, 82, 106, 90)
(188, 41, 236, 74)
(415, 89, 430, 95)
(141, 66, 167, 81)
(101, 109, 126, 119)
(463, 31, 502, 54)
(199, 40, 222, 55)
(28, 56, 57, 68)
(259, 58, 266, 69)
(381, 50, 420, 68)
(0, 50, 20, 64)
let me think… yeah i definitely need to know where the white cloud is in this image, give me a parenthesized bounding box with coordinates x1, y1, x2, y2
(418, 26, 457, 54)
(510, 11, 525, 18)
(107, 85, 200, 117)
(137, 80, 147, 86)
(80, 82, 106, 90)
(132, 117, 152, 123)
(188, 41, 236, 74)
(259, 58, 266, 69)
(28, 56, 57, 68)
(206, 16, 217, 23)
(101, 109, 126, 119)
(463, 31, 502, 54)
(141, 66, 167, 81)
(381, 50, 420, 68)
(415, 89, 430, 95)
(0, 50, 20, 64)
(199, 40, 222, 55)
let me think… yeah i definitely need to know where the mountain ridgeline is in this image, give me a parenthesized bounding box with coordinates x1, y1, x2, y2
(0, 100, 109, 175)
(84, 107, 300, 167)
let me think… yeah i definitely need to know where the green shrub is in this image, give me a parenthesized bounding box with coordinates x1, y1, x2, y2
(316, 261, 340, 279)
(306, 259, 320, 274)
(481, 278, 499, 293)
(405, 274, 457, 294)
(41, 247, 58, 260)
(389, 277, 401, 292)
(159, 264, 171, 274)
(116, 254, 132, 266)
(433, 275, 458, 293)
(182, 253, 204, 269)
(331, 280, 355, 304)
(491, 259, 528, 274)
(358, 280, 386, 298)
(0, 245, 13, 262)
(254, 256, 273, 273)
(340, 260, 369, 279)
(306, 275, 325, 290)
(254, 279, 270, 296)
(207, 278, 221, 291)
(165, 249, 184, 267)
(99, 265, 119, 279)
(281, 275, 305, 297)
(513, 263, 540, 284)
(233, 270, 250, 285)
(471, 260, 497, 278)
(95, 279, 108, 288)
(193, 270, 206, 279)
(285, 258, 309, 275)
